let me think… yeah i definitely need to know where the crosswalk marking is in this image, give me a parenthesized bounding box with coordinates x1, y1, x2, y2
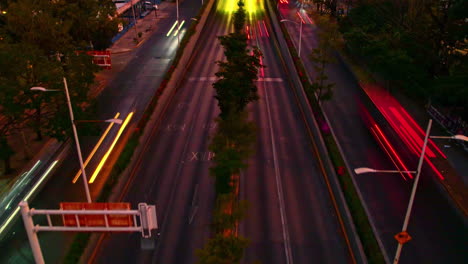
(188, 77, 283, 82)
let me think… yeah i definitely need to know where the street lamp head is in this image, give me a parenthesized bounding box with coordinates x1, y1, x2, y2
(354, 167, 377, 174)
(30, 87, 47, 92)
(105, 118, 123, 125)
(30, 87, 60, 92)
(453, 135, 468, 142)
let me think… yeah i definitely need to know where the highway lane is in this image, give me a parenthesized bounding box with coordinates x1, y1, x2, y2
(240, 9, 351, 264)
(280, 2, 467, 263)
(95, 2, 353, 263)
(93, 5, 229, 264)
(0, 1, 202, 263)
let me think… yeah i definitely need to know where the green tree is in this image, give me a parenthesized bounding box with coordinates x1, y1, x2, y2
(5, 0, 72, 54)
(213, 0, 263, 119)
(57, 0, 119, 50)
(0, 43, 27, 173)
(212, 194, 249, 233)
(209, 112, 256, 194)
(196, 234, 249, 264)
(309, 14, 339, 103)
(309, 48, 335, 103)
(0, 0, 101, 141)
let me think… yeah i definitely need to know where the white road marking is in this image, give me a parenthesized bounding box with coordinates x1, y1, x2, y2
(263, 83, 293, 264)
(187, 77, 283, 82)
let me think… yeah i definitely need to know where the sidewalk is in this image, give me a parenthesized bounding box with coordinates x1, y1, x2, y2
(109, 1, 172, 55)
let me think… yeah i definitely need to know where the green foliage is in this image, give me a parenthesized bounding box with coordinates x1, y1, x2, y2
(58, 0, 119, 50)
(209, 112, 256, 194)
(196, 233, 250, 264)
(323, 135, 385, 263)
(213, 1, 263, 119)
(211, 194, 249, 233)
(308, 14, 338, 103)
(233, 1, 246, 33)
(340, 0, 468, 114)
(0, 137, 14, 174)
(0, 0, 107, 142)
(63, 233, 91, 264)
(202, 2, 258, 262)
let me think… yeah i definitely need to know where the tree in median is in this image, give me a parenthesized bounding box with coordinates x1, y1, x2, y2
(196, 233, 249, 264)
(213, 1, 263, 119)
(209, 112, 256, 194)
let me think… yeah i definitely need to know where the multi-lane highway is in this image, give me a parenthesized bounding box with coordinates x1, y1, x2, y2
(279, 1, 467, 263)
(240, 8, 352, 264)
(93, 3, 225, 263)
(94, 1, 354, 263)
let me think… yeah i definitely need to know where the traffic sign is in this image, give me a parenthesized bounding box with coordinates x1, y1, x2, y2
(394, 231, 412, 244)
(60, 202, 132, 227)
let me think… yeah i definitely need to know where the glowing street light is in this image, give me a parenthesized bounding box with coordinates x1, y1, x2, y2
(280, 17, 303, 56)
(354, 167, 416, 175)
(280, 1, 304, 56)
(75, 118, 123, 125)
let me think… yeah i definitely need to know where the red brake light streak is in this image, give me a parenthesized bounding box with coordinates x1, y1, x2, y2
(361, 83, 446, 180)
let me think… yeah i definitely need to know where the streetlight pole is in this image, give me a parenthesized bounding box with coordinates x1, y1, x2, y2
(393, 119, 432, 264)
(31, 81, 92, 203)
(131, 0, 139, 40)
(176, 0, 180, 47)
(280, 18, 303, 57)
(62, 77, 92, 203)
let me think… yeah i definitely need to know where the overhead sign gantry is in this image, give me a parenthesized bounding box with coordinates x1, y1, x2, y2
(19, 201, 157, 264)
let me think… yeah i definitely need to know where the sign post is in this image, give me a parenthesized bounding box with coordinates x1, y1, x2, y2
(19, 201, 158, 263)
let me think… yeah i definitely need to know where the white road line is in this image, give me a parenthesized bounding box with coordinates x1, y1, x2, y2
(187, 77, 283, 82)
(264, 83, 293, 264)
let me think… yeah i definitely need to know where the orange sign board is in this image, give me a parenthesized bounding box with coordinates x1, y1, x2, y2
(107, 203, 132, 227)
(87, 51, 112, 69)
(60, 202, 133, 228)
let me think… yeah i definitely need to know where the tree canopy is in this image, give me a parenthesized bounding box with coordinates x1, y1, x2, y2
(0, 0, 118, 173)
(340, 0, 467, 117)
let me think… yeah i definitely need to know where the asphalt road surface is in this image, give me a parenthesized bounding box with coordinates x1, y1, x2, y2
(93, 5, 227, 264)
(280, 1, 467, 263)
(239, 9, 351, 264)
(95, 2, 353, 264)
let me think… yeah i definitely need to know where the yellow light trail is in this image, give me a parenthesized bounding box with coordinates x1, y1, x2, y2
(89, 112, 134, 184)
(167, 21, 179, 37)
(217, 0, 263, 14)
(174, 20, 185, 36)
(72, 112, 121, 184)
(0, 160, 59, 235)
